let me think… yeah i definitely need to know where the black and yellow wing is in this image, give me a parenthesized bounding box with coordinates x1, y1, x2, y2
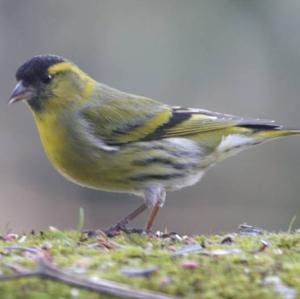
(80, 97, 280, 147)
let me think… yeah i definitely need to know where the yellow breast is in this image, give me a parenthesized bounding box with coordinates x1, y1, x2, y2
(31, 110, 128, 191)
(33, 112, 71, 171)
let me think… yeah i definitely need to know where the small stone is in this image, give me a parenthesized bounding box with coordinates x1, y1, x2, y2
(273, 248, 283, 255)
(3, 234, 18, 241)
(41, 242, 52, 250)
(70, 288, 79, 297)
(238, 223, 266, 235)
(173, 244, 203, 256)
(203, 248, 242, 256)
(220, 234, 235, 244)
(18, 235, 27, 243)
(160, 276, 172, 285)
(121, 266, 158, 277)
(180, 260, 199, 269)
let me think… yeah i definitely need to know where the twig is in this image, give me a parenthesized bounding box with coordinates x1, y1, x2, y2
(288, 215, 297, 233)
(1, 246, 179, 299)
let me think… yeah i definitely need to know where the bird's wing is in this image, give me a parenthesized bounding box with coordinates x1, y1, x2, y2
(80, 98, 276, 146)
(80, 97, 172, 145)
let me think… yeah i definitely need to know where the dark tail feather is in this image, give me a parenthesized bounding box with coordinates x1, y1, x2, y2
(239, 123, 300, 138)
(239, 123, 282, 131)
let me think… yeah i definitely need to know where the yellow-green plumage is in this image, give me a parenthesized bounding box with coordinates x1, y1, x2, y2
(9, 54, 300, 230)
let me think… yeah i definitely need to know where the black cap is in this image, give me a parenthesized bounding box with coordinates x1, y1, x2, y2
(16, 54, 65, 84)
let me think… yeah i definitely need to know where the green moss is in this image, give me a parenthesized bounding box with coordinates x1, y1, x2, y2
(0, 230, 299, 298)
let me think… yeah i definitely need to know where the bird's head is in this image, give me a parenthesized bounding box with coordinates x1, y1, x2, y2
(9, 55, 94, 112)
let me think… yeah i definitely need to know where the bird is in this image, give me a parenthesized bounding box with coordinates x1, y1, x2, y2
(9, 54, 300, 235)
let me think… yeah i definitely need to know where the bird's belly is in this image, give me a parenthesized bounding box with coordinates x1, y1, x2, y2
(41, 139, 131, 191)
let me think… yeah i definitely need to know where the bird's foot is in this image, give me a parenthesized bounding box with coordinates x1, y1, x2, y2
(120, 227, 154, 236)
(104, 223, 154, 237)
(81, 229, 106, 239)
(104, 222, 127, 237)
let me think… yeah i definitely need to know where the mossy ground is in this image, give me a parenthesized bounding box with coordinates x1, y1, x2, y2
(0, 228, 299, 299)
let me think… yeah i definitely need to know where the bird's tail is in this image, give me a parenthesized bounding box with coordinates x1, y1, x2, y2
(240, 123, 300, 139)
(215, 123, 300, 160)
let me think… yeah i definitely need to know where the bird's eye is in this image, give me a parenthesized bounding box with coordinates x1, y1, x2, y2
(41, 74, 53, 84)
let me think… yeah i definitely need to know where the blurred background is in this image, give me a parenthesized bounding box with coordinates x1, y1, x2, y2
(1, 0, 300, 234)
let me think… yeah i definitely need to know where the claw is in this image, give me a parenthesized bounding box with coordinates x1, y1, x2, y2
(105, 225, 154, 237)
(105, 223, 127, 237)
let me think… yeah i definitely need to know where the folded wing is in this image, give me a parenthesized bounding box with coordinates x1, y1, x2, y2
(80, 98, 279, 147)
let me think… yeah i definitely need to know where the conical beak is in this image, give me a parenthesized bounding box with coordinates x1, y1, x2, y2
(8, 81, 34, 104)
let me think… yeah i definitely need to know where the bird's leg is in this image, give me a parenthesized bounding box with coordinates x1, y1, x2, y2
(105, 185, 166, 236)
(144, 185, 166, 233)
(145, 201, 161, 232)
(105, 203, 148, 237)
